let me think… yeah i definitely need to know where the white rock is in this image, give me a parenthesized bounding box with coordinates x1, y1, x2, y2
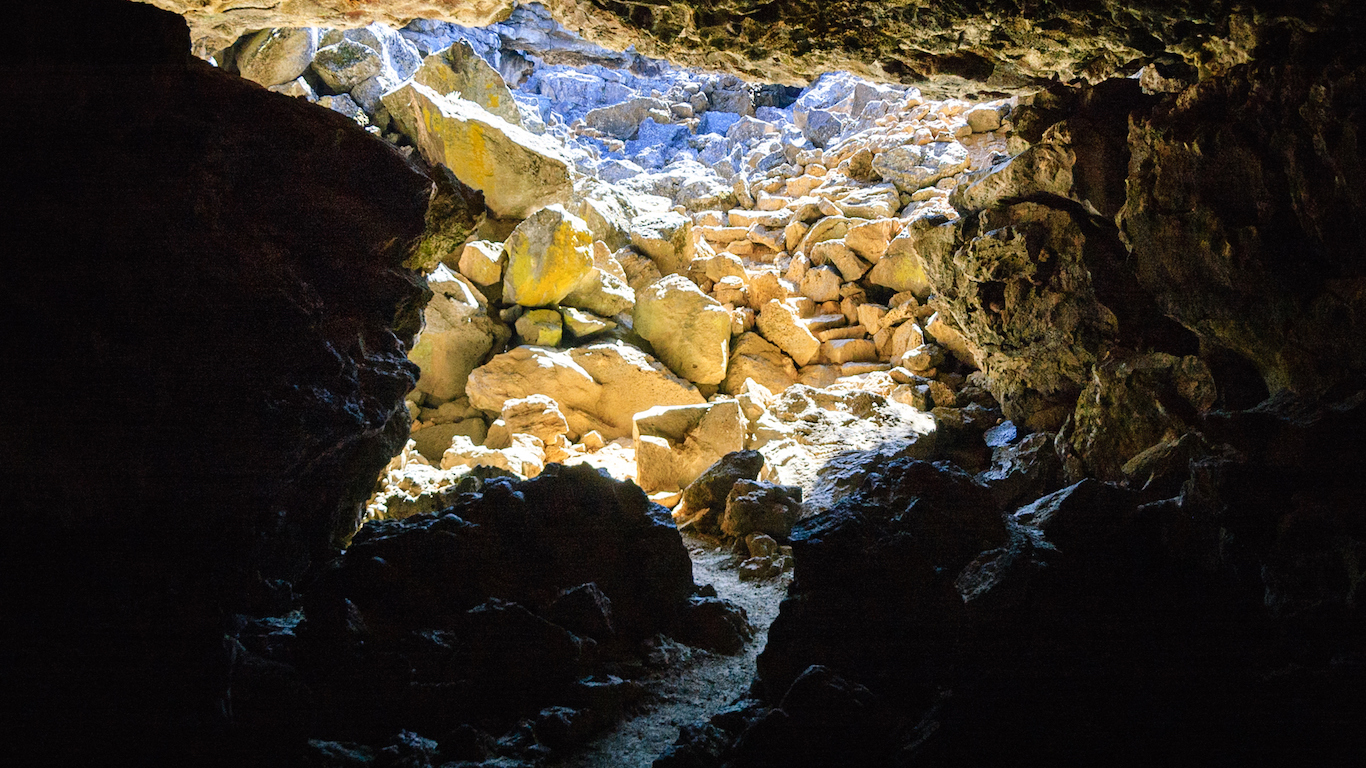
(633, 400, 746, 492)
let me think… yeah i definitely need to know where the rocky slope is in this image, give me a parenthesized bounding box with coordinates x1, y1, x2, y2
(5, 0, 1366, 766)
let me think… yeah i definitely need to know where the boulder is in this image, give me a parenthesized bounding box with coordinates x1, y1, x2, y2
(413, 40, 522, 126)
(629, 212, 696, 275)
(515, 308, 563, 346)
(633, 275, 732, 386)
(866, 251, 932, 296)
(871, 141, 969, 193)
(634, 401, 747, 493)
(756, 300, 821, 367)
(502, 205, 595, 307)
(720, 479, 803, 539)
(408, 265, 508, 403)
(722, 332, 800, 395)
(310, 39, 382, 93)
(467, 342, 705, 440)
(678, 450, 767, 530)
(383, 82, 573, 218)
(235, 28, 317, 88)
(585, 96, 669, 139)
(457, 240, 506, 286)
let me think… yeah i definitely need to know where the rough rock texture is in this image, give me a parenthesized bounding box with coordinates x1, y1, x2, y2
(150, 1, 1359, 99)
(3, 1, 430, 762)
(407, 265, 506, 402)
(633, 274, 732, 385)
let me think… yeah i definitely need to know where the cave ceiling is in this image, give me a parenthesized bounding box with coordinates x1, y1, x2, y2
(140, 0, 1350, 92)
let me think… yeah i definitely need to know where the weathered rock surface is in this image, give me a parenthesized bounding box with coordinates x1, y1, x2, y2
(633, 274, 732, 386)
(408, 265, 507, 402)
(234, 27, 317, 87)
(383, 81, 573, 218)
(501, 204, 594, 307)
(634, 400, 746, 493)
(466, 342, 704, 439)
(413, 39, 522, 125)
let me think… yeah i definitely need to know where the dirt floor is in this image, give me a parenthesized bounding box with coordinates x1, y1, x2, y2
(552, 533, 791, 768)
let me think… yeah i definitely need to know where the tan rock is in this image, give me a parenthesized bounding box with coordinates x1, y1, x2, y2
(498, 394, 570, 445)
(844, 218, 900, 262)
(409, 265, 507, 403)
(857, 303, 889, 333)
(747, 271, 790, 310)
(925, 312, 979, 367)
(811, 240, 870, 281)
(866, 251, 932, 296)
(559, 306, 616, 338)
(757, 300, 821, 367)
(821, 338, 878, 364)
(457, 240, 506, 286)
(502, 205, 595, 307)
(614, 246, 664, 293)
(630, 211, 695, 275)
(413, 40, 522, 126)
(633, 400, 746, 492)
(634, 274, 732, 385)
(713, 275, 748, 306)
(515, 308, 563, 346)
(561, 266, 635, 317)
(236, 28, 317, 88)
(890, 321, 925, 360)
(799, 266, 843, 303)
(722, 332, 799, 395)
(466, 342, 705, 440)
(383, 82, 572, 218)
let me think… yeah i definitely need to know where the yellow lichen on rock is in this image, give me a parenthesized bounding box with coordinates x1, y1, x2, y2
(502, 205, 595, 307)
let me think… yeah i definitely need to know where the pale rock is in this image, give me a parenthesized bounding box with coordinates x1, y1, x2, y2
(412, 40, 522, 126)
(318, 94, 367, 125)
(383, 82, 572, 218)
(725, 241, 754, 256)
(634, 274, 732, 385)
(723, 332, 799, 395)
(965, 103, 1007, 133)
(747, 271, 790, 310)
(901, 343, 946, 373)
(577, 194, 633, 251)
(634, 400, 746, 492)
(702, 252, 747, 282)
(457, 240, 506, 286)
(580, 430, 606, 452)
(748, 223, 783, 251)
(844, 218, 899, 262)
(890, 321, 925, 360)
(630, 211, 696, 275)
(560, 306, 616, 338)
(857, 303, 889, 333)
(561, 266, 635, 317)
(237, 28, 317, 88)
(584, 96, 669, 139)
(698, 225, 750, 244)
(694, 210, 725, 227)
(409, 265, 506, 403)
(713, 275, 748, 306)
(799, 265, 842, 303)
(614, 247, 664, 293)
(811, 240, 869, 281)
(728, 209, 792, 228)
(866, 251, 933, 296)
(783, 252, 810, 284)
(267, 77, 316, 100)
(784, 220, 810, 252)
(410, 418, 487, 463)
(925, 312, 979, 368)
(502, 205, 595, 307)
(515, 308, 563, 346)
(872, 141, 970, 193)
(441, 433, 545, 478)
(498, 394, 570, 447)
(797, 365, 839, 389)
(831, 184, 901, 219)
(795, 216, 853, 255)
(816, 325, 867, 342)
(821, 338, 878, 364)
(757, 300, 821, 367)
(466, 342, 705, 440)
(311, 40, 381, 93)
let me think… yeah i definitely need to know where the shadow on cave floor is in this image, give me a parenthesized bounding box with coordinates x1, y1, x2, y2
(550, 532, 789, 768)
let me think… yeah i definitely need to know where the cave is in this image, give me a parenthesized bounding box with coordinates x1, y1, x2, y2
(3, 1, 1365, 766)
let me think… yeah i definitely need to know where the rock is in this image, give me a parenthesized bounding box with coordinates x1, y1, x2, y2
(799, 266, 842, 303)
(408, 164, 486, 273)
(953, 139, 1074, 212)
(720, 479, 803, 539)
(413, 40, 522, 125)
(678, 450, 767, 531)
(310, 39, 382, 93)
(634, 400, 746, 493)
(467, 342, 705, 440)
(442, 432, 547, 477)
(822, 338, 877, 365)
(866, 251, 932, 296)
(965, 103, 1007, 132)
(633, 274, 732, 386)
(382, 82, 573, 218)
(871, 141, 970, 193)
(410, 418, 488, 462)
(560, 306, 616, 338)
(802, 109, 845, 147)
(629, 212, 696, 275)
(722, 331, 800, 395)
(502, 205, 595, 307)
(923, 313, 976, 367)
(844, 219, 899, 262)
(812, 240, 870, 281)
(266, 77, 316, 100)
(976, 431, 1061, 508)
(515, 308, 563, 346)
(585, 96, 669, 139)
(409, 265, 507, 403)
(614, 247, 665, 293)
(497, 394, 571, 448)
(317, 93, 367, 125)
(756, 300, 822, 367)
(562, 266, 636, 317)
(901, 343, 944, 372)
(457, 240, 506, 286)
(236, 28, 317, 88)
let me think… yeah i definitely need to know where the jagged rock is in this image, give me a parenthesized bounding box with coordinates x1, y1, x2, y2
(413, 40, 522, 125)
(514, 307, 563, 346)
(634, 274, 732, 385)
(311, 39, 382, 92)
(235, 27, 317, 87)
(722, 332, 800, 396)
(411, 419, 487, 462)
(629, 211, 696, 275)
(466, 342, 705, 440)
(976, 431, 1061, 508)
(408, 265, 507, 403)
(585, 96, 669, 139)
(720, 480, 803, 539)
(844, 219, 898, 262)
(756, 300, 821, 367)
(562, 266, 635, 317)
(382, 82, 573, 218)
(872, 141, 969, 193)
(408, 164, 486, 272)
(560, 306, 616, 338)
(677, 449, 767, 532)
(457, 240, 506, 286)
(634, 400, 746, 493)
(502, 204, 595, 307)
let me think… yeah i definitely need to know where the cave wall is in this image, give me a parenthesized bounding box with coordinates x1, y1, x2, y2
(1, 1, 432, 761)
